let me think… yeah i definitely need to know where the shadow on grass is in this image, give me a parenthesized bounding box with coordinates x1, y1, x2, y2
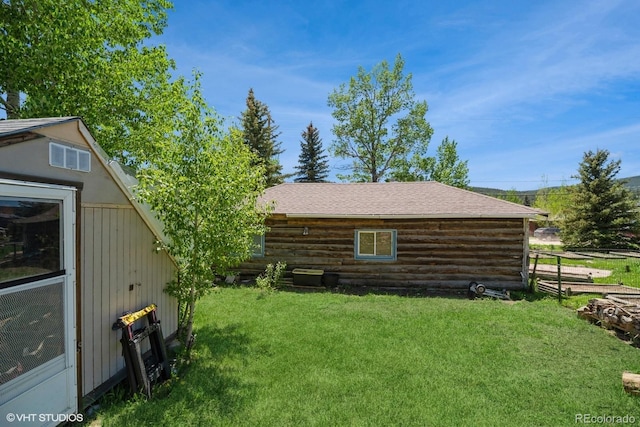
(169, 323, 259, 417)
(509, 290, 553, 302)
(195, 322, 255, 361)
(93, 323, 261, 424)
(279, 284, 472, 299)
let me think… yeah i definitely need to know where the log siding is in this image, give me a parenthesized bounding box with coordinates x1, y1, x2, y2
(239, 215, 529, 290)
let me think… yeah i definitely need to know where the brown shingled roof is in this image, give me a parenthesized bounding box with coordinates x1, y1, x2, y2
(261, 182, 544, 218)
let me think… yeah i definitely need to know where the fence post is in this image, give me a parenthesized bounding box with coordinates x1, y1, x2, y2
(529, 253, 539, 292)
(556, 256, 562, 303)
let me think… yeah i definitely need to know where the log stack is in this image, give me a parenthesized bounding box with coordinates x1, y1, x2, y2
(622, 372, 640, 396)
(577, 299, 640, 396)
(577, 298, 640, 336)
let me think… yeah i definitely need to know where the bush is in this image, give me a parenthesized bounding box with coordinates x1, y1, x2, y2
(255, 262, 287, 292)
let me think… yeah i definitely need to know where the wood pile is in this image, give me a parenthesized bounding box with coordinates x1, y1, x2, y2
(577, 298, 640, 337)
(623, 372, 640, 396)
(537, 281, 564, 296)
(577, 297, 640, 397)
(530, 265, 597, 283)
(538, 280, 640, 297)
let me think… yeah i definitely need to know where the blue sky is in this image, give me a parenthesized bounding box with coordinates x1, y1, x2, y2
(158, 0, 640, 190)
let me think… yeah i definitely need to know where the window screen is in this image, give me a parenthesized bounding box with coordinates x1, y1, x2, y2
(0, 198, 63, 286)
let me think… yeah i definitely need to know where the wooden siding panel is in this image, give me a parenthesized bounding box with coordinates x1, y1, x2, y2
(80, 206, 177, 396)
(81, 208, 94, 394)
(92, 208, 104, 391)
(126, 208, 136, 320)
(100, 209, 111, 384)
(108, 209, 119, 379)
(114, 209, 127, 375)
(239, 217, 528, 289)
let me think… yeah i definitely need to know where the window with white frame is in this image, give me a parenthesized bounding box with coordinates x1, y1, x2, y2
(355, 230, 396, 260)
(49, 142, 91, 172)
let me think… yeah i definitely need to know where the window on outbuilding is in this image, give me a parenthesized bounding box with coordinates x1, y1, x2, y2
(252, 234, 265, 257)
(0, 197, 63, 287)
(355, 230, 396, 260)
(49, 142, 91, 172)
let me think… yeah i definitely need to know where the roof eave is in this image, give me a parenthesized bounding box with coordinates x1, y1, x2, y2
(282, 213, 542, 219)
(0, 116, 79, 138)
(76, 120, 178, 266)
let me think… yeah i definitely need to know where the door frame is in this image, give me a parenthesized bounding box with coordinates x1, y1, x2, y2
(0, 178, 77, 421)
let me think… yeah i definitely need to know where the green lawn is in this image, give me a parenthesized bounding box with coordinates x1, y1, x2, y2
(94, 287, 640, 426)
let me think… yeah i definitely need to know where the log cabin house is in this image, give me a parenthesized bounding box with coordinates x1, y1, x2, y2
(239, 182, 544, 291)
(0, 117, 177, 423)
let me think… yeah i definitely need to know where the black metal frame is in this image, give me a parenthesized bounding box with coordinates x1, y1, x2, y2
(112, 304, 170, 398)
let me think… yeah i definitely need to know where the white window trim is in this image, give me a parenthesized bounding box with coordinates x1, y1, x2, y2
(49, 142, 91, 172)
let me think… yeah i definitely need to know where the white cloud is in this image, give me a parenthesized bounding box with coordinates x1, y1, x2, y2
(159, 0, 640, 188)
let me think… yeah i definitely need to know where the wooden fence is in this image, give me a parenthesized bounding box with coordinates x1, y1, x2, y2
(530, 249, 640, 299)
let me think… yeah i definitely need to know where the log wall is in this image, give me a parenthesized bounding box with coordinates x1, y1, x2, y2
(239, 215, 529, 290)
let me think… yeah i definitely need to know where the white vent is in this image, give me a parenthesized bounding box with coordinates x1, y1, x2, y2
(50, 143, 65, 168)
(49, 142, 91, 172)
(78, 150, 91, 172)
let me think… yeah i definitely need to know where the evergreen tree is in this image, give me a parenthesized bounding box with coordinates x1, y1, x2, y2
(562, 149, 640, 249)
(240, 88, 285, 187)
(294, 122, 330, 182)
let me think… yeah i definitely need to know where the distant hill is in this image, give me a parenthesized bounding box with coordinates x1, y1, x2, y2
(471, 175, 640, 204)
(622, 175, 640, 190)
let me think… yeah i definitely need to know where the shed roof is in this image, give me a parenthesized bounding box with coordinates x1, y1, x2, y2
(0, 116, 78, 137)
(0, 116, 171, 249)
(261, 182, 544, 219)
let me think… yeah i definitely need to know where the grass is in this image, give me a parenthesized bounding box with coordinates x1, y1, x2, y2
(0, 265, 49, 282)
(92, 287, 640, 426)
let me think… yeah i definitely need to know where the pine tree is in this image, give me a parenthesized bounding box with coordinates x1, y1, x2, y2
(562, 149, 640, 249)
(240, 89, 285, 187)
(295, 122, 330, 182)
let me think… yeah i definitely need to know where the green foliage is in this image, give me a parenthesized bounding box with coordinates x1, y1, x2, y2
(136, 74, 268, 345)
(533, 176, 572, 226)
(0, 0, 184, 168)
(240, 88, 286, 187)
(562, 149, 640, 249)
(421, 136, 469, 188)
(255, 262, 287, 292)
(391, 136, 470, 188)
(294, 122, 329, 182)
(496, 188, 523, 204)
(328, 54, 434, 182)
